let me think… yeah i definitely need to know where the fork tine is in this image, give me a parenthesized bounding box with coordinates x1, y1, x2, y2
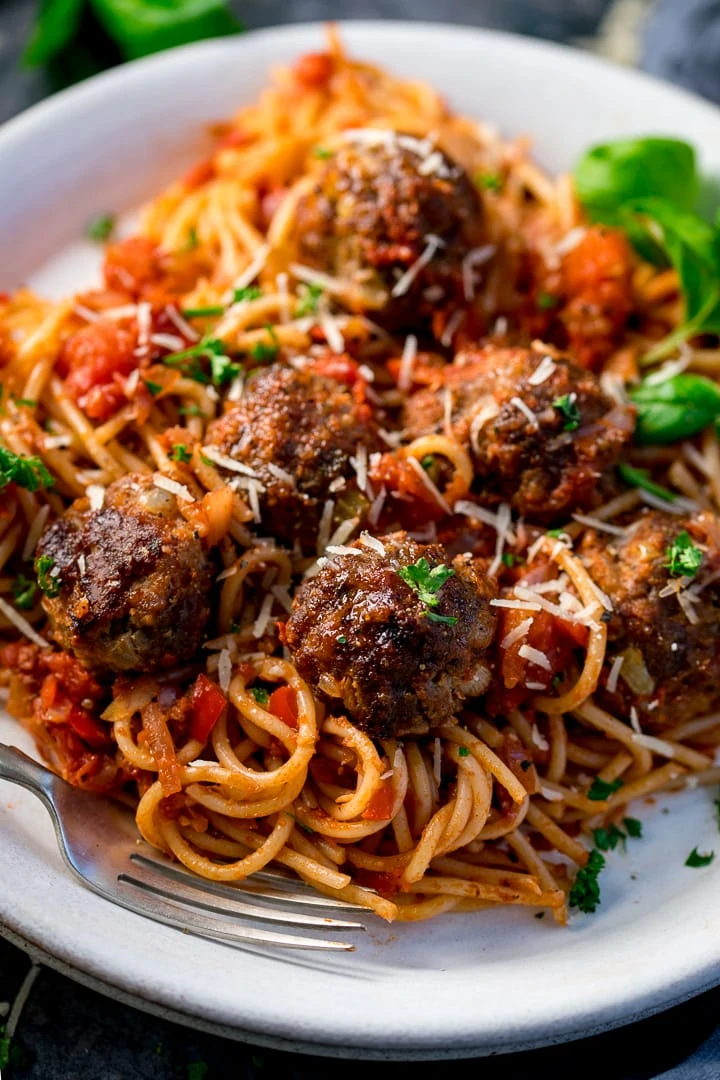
(119, 864, 366, 932)
(130, 853, 368, 911)
(111, 879, 357, 951)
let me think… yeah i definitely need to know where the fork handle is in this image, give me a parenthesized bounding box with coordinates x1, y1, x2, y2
(0, 743, 56, 801)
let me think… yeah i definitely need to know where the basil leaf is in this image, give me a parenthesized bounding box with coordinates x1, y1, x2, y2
(89, 0, 242, 61)
(575, 137, 698, 213)
(630, 373, 720, 443)
(24, 0, 86, 65)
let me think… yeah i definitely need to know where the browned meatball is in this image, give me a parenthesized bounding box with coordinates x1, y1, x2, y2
(36, 474, 214, 675)
(580, 510, 720, 730)
(403, 345, 635, 521)
(293, 133, 484, 325)
(205, 364, 381, 552)
(283, 532, 497, 738)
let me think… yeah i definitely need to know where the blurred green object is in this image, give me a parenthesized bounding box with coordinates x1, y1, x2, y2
(24, 0, 242, 72)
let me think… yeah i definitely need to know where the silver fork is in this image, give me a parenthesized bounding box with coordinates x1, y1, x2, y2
(0, 743, 366, 951)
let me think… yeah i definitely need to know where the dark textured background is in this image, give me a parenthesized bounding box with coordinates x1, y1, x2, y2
(4, 1, 720, 1076)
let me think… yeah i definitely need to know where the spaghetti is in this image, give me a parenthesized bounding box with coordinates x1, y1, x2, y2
(1, 28, 720, 925)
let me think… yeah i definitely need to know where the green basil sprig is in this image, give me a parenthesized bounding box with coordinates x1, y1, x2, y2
(630, 372, 720, 444)
(575, 137, 698, 213)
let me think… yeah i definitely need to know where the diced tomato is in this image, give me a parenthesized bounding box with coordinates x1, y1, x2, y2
(268, 686, 299, 729)
(310, 353, 362, 387)
(104, 237, 161, 296)
(183, 159, 215, 190)
(369, 451, 445, 527)
(361, 780, 394, 820)
(58, 322, 137, 421)
(294, 52, 334, 89)
(560, 226, 633, 369)
(189, 673, 227, 743)
(354, 867, 404, 899)
(44, 651, 105, 706)
(66, 704, 112, 749)
(143, 703, 183, 797)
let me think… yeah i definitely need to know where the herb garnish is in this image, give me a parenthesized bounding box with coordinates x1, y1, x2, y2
(537, 292, 559, 311)
(250, 686, 270, 705)
(209, 353, 242, 385)
(233, 286, 263, 304)
(336, 635, 347, 644)
(553, 393, 581, 431)
(588, 777, 623, 801)
(617, 463, 676, 502)
(397, 557, 458, 626)
(86, 213, 115, 242)
(249, 328, 279, 364)
(164, 336, 233, 385)
(36, 554, 61, 598)
(665, 530, 703, 578)
(295, 283, 324, 317)
(592, 823, 627, 852)
(170, 444, 192, 464)
(686, 847, 715, 868)
(457, 746, 470, 758)
(182, 305, 225, 319)
(477, 172, 502, 191)
(420, 454, 435, 471)
(623, 817, 643, 838)
(178, 404, 202, 416)
(313, 147, 333, 160)
(630, 373, 720, 443)
(569, 849, 606, 914)
(12, 575, 38, 610)
(143, 379, 162, 396)
(0, 447, 55, 493)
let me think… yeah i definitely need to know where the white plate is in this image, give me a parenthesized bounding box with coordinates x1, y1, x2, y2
(2, 21, 720, 1061)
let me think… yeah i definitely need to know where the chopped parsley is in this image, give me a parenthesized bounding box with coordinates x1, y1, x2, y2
(665, 530, 703, 578)
(477, 172, 502, 191)
(397, 557, 458, 626)
(14, 397, 37, 408)
(569, 849, 606, 914)
(249, 328, 279, 364)
(170, 443, 192, 464)
(233, 286, 263, 304)
(12, 574, 37, 610)
(143, 379, 162, 396)
(537, 291, 559, 311)
(457, 746, 470, 758)
(36, 554, 61, 597)
(501, 552, 523, 567)
(686, 847, 715, 868)
(546, 528, 565, 539)
(295, 283, 324, 317)
(336, 635, 347, 644)
(553, 393, 581, 431)
(588, 776, 623, 801)
(618, 463, 676, 502)
(420, 454, 435, 471)
(250, 686, 270, 705)
(593, 823, 627, 852)
(164, 336, 229, 384)
(209, 352, 242, 385)
(182, 305, 225, 319)
(183, 227, 199, 252)
(313, 146, 333, 160)
(86, 213, 115, 242)
(623, 817, 643, 838)
(178, 403, 202, 416)
(0, 447, 55, 492)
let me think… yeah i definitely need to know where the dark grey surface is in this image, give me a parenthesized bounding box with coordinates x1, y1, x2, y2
(3, 1, 720, 1076)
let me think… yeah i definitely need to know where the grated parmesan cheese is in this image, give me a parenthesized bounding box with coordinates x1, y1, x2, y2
(77, 554, 86, 577)
(326, 515, 360, 551)
(317, 500, 335, 555)
(440, 309, 466, 348)
(632, 732, 676, 758)
(349, 444, 369, 494)
(267, 463, 296, 487)
(491, 597, 542, 612)
(153, 474, 194, 503)
(510, 396, 539, 429)
(150, 332, 185, 352)
(86, 484, 106, 512)
(398, 334, 418, 391)
(531, 726, 550, 751)
(319, 310, 345, 354)
(539, 785, 564, 802)
(252, 593, 275, 639)
(368, 486, 387, 527)
(326, 545, 364, 557)
(200, 446, 260, 478)
(407, 455, 451, 513)
(606, 655, 624, 695)
(228, 243, 270, 295)
(528, 355, 556, 386)
(22, 503, 50, 561)
(165, 305, 200, 343)
(358, 532, 386, 556)
(572, 513, 627, 537)
(553, 226, 586, 257)
(218, 649, 232, 693)
(134, 301, 152, 358)
(518, 643, 553, 672)
(391, 234, 446, 298)
(629, 705, 641, 734)
(501, 617, 534, 650)
(0, 597, 49, 648)
(461, 244, 496, 301)
(526, 681, 548, 691)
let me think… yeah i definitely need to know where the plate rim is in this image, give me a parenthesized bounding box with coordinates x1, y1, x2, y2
(3, 19, 720, 1057)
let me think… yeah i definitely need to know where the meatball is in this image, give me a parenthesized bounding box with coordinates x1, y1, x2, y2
(283, 532, 497, 738)
(403, 345, 635, 521)
(580, 510, 720, 730)
(36, 474, 214, 675)
(205, 364, 381, 552)
(293, 133, 484, 325)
